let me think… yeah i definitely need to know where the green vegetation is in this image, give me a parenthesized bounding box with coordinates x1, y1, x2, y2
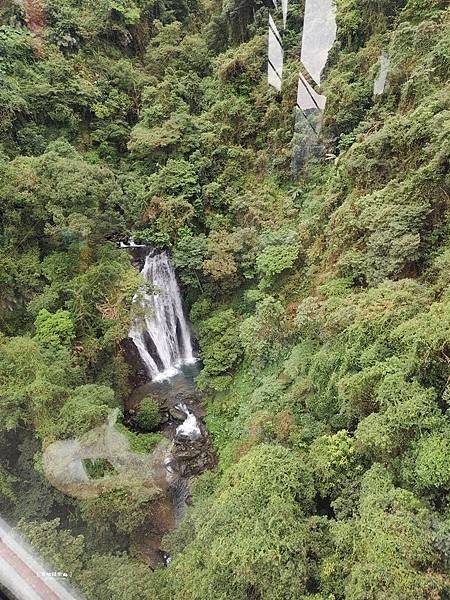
(34, 309, 76, 349)
(0, 0, 449, 598)
(115, 421, 162, 453)
(18, 518, 157, 600)
(136, 396, 161, 431)
(83, 458, 118, 479)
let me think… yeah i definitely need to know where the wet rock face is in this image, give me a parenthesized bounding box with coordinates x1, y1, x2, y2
(127, 246, 148, 270)
(172, 418, 216, 479)
(172, 442, 214, 478)
(120, 337, 148, 388)
(168, 406, 186, 421)
(155, 397, 215, 480)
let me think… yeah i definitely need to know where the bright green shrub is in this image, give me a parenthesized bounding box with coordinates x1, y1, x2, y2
(34, 309, 76, 349)
(136, 396, 161, 431)
(196, 308, 243, 389)
(57, 385, 117, 439)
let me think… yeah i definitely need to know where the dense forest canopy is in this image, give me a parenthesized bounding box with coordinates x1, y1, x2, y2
(0, 0, 449, 598)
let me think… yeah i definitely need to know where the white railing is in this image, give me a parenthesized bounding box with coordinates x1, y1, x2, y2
(0, 516, 83, 600)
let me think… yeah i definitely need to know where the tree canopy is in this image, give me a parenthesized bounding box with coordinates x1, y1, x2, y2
(0, 0, 449, 597)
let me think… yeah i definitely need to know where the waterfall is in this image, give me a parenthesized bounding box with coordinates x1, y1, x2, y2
(129, 250, 196, 381)
(175, 403, 202, 440)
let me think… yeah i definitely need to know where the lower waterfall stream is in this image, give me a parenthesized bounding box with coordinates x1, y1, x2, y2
(124, 247, 215, 565)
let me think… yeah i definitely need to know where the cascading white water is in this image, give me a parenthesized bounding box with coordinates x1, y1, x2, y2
(175, 403, 202, 440)
(129, 251, 196, 381)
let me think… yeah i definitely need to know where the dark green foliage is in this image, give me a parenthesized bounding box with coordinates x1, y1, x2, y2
(18, 518, 157, 600)
(83, 458, 118, 479)
(163, 444, 315, 599)
(173, 227, 207, 289)
(115, 421, 162, 453)
(0, 464, 16, 503)
(80, 488, 156, 535)
(1, 0, 449, 597)
(78, 553, 158, 600)
(337, 466, 449, 599)
(57, 384, 118, 439)
(195, 308, 243, 390)
(0, 335, 81, 434)
(3, 433, 77, 525)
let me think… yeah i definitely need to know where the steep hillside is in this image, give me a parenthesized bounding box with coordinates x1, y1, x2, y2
(0, 0, 449, 598)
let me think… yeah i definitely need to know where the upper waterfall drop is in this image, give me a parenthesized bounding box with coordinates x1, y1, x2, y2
(129, 250, 197, 381)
